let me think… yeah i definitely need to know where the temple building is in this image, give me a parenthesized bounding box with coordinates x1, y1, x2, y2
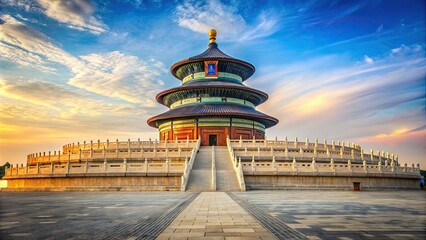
(1, 30, 421, 192)
(147, 29, 278, 146)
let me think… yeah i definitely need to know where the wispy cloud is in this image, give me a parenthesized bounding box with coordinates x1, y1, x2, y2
(174, 0, 281, 42)
(4, 0, 108, 34)
(69, 51, 166, 105)
(0, 15, 166, 104)
(256, 45, 426, 144)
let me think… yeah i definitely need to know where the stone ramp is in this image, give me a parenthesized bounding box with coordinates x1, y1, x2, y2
(215, 146, 240, 191)
(186, 146, 213, 192)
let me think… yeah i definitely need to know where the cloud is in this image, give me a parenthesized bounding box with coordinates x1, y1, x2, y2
(174, 0, 281, 41)
(0, 14, 81, 71)
(363, 55, 374, 64)
(4, 0, 108, 34)
(255, 45, 426, 143)
(68, 51, 166, 105)
(0, 15, 166, 104)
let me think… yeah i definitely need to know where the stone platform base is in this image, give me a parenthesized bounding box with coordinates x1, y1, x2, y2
(3, 176, 182, 192)
(244, 175, 419, 190)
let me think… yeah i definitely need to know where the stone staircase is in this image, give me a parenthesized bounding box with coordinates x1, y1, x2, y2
(186, 146, 213, 192)
(186, 146, 240, 192)
(215, 146, 240, 191)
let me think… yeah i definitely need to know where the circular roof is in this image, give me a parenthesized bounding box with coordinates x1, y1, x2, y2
(170, 31, 255, 81)
(147, 104, 278, 128)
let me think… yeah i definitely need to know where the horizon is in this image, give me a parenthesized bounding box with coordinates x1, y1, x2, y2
(0, 0, 425, 167)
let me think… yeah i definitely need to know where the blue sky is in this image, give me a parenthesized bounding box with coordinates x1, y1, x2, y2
(0, 0, 425, 166)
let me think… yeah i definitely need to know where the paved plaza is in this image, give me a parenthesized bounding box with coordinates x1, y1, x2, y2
(0, 191, 425, 239)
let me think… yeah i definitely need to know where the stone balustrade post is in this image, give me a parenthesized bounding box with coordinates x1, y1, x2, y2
(116, 139, 119, 158)
(26, 164, 28, 175)
(340, 147, 343, 158)
(378, 161, 382, 173)
(360, 148, 364, 160)
(106, 139, 109, 148)
(251, 156, 255, 172)
(37, 162, 40, 174)
(244, 147, 247, 156)
(351, 149, 354, 160)
(97, 139, 100, 149)
(299, 147, 304, 158)
(385, 159, 388, 167)
(332, 140, 335, 150)
(292, 158, 297, 172)
(314, 148, 318, 158)
(178, 147, 181, 157)
(284, 147, 289, 158)
(165, 159, 169, 173)
(347, 160, 352, 173)
(103, 159, 107, 172)
(315, 138, 318, 149)
(166, 147, 169, 158)
(312, 158, 317, 172)
(123, 159, 127, 172)
(48, 151, 51, 162)
(51, 161, 54, 174)
(85, 160, 88, 173)
(272, 155, 276, 170)
(326, 148, 330, 157)
(391, 160, 395, 172)
(103, 146, 106, 158)
(257, 147, 260, 157)
(305, 137, 309, 147)
(403, 163, 407, 172)
(58, 151, 61, 161)
(341, 141, 345, 151)
(284, 136, 287, 146)
(363, 160, 367, 172)
(79, 149, 82, 161)
(294, 137, 298, 148)
(239, 135, 242, 147)
(145, 158, 148, 172)
(412, 164, 415, 173)
(90, 148, 94, 160)
(323, 139, 327, 149)
(186, 135, 189, 147)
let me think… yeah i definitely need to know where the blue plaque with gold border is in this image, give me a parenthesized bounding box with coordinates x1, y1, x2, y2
(204, 61, 218, 77)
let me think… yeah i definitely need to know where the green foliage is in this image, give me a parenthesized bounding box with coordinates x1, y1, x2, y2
(0, 162, 10, 178)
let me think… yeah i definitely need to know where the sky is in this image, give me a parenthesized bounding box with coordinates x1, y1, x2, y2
(0, 0, 425, 167)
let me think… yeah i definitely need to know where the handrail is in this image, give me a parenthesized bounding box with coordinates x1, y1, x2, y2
(226, 136, 246, 191)
(3, 158, 187, 177)
(180, 137, 201, 191)
(211, 145, 216, 191)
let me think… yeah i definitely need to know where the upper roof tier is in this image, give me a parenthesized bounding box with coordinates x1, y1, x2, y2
(170, 29, 255, 81)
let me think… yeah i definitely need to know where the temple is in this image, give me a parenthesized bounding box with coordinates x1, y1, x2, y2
(1, 30, 421, 192)
(147, 29, 278, 146)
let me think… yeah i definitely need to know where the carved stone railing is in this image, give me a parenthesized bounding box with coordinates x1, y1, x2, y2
(226, 136, 246, 191)
(229, 138, 399, 164)
(180, 138, 201, 191)
(4, 158, 188, 179)
(240, 158, 421, 177)
(27, 139, 198, 166)
(211, 145, 216, 191)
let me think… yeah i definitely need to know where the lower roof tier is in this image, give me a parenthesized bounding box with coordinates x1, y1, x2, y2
(147, 104, 279, 128)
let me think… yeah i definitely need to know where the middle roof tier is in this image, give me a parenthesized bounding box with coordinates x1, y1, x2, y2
(156, 80, 269, 107)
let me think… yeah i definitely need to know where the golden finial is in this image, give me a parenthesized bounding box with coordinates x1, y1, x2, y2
(209, 29, 217, 43)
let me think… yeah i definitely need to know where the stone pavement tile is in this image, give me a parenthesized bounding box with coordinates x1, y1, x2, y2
(188, 237, 224, 240)
(158, 192, 275, 239)
(206, 232, 241, 237)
